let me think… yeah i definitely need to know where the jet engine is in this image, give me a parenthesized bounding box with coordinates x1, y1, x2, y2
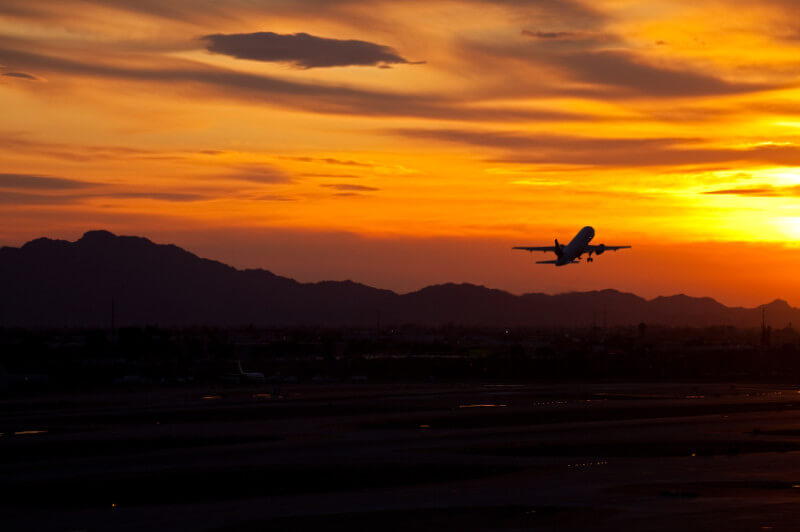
(594, 244, 605, 255)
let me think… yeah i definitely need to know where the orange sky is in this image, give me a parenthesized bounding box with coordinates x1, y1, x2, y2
(1, 0, 800, 306)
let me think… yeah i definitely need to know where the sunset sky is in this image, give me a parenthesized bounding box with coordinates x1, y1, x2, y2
(2, 0, 800, 307)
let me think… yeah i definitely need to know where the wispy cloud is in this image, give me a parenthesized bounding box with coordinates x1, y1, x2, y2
(0, 173, 96, 189)
(393, 128, 800, 167)
(281, 156, 375, 167)
(2, 71, 38, 80)
(0, 47, 586, 121)
(704, 185, 800, 197)
(321, 183, 380, 191)
(218, 166, 292, 184)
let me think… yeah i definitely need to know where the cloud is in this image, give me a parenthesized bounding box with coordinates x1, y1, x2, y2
(393, 128, 687, 152)
(703, 185, 800, 197)
(0, 134, 180, 162)
(109, 192, 206, 201)
(0, 190, 209, 205)
(3, 71, 38, 80)
(321, 183, 379, 191)
(0, 47, 586, 121)
(522, 30, 577, 39)
(392, 128, 800, 167)
(220, 166, 292, 184)
(301, 172, 363, 178)
(521, 29, 601, 41)
(253, 194, 295, 201)
(461, 31, 772, 99)
(552, 50, 769, 97)
(0, 176, 209, 205)
(281, 156, 374, 167)
(0, 173, 96, 189)
(0, 191, 86, 205)
(202, 32, 418, 69)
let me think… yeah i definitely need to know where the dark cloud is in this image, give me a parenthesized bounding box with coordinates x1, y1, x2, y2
(703, 185, 800, 197)
(281, 156, 374, 167)
(0, 191, 86, 205)
(0, 173, 95, 189)
(462, 35, 772, 99)
(321, 183, 379, 191)
(221, 166, 292, 184)
(393, 128, 688, 152)
(393, 128, 800, 167)
(0, 184, 208, 205)
(521, 29, 590, 40)
(253, 193, 295, 201)
(109, 192, 206, 201)
(3, 71, 38, 80)
(524, 30, 574, 39)
(479, 0, 605, 28)
(301, 172, 362, 178)
(203, 32, 417, 69)
(0, 134, 177, 162)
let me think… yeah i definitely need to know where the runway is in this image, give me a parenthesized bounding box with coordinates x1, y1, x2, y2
(3, 382, 800, 531)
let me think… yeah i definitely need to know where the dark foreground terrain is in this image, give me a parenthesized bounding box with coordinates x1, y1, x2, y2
(4, 382, 800, 531)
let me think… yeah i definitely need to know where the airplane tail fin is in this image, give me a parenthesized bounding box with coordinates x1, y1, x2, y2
(554, 239, 563, 258)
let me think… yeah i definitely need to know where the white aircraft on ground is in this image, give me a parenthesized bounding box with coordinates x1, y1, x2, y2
(513, 226, 630, 266)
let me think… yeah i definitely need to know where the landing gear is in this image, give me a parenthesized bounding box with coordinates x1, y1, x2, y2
(587, 257, 594, 262)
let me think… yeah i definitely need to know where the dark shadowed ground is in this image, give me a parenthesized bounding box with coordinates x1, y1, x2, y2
(4, 382, 800, 531)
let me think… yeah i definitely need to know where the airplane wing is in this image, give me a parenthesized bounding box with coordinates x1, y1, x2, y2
(512, 246, 556, 252)
(586, 245, 631, 252)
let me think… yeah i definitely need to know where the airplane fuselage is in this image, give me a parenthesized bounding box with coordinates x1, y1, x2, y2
(512, 226, 629, 265)
(556, 225, 595, 266)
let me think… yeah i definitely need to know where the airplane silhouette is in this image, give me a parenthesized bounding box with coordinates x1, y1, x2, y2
(513, 226, 630, 266)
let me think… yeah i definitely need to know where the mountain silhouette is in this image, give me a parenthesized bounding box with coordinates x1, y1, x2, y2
(1, 230, 797, 328)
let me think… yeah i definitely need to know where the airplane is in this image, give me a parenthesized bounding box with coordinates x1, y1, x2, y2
(513, 226, 630, 266)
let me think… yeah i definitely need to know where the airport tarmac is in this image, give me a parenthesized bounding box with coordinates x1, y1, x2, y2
(3, 382, 800, 531)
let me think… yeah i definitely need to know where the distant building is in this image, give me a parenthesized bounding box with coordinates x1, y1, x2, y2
(762, 309, 772, 348)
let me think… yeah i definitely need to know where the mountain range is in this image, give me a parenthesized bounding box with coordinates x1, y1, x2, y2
(0, 230, 796, 329)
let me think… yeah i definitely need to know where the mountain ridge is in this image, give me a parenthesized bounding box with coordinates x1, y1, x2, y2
(1, 230, 796, 328)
